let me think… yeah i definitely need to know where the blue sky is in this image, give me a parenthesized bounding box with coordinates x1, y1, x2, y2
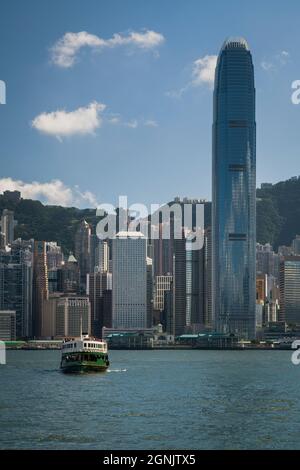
(0, 0, 299, 208)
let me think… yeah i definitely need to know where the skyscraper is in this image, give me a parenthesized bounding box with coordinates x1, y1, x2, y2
(173, 231, 186, 336)
(279, 256, 300, 325)
(1, 209, 15, 245)
(32, 241, 48, 338)
(112, 231, 147, 329)
(212, 37, 256, 339)
(56, 296, 91, 338)
(0, 249, 32, 338)
(74, 220, 92, 290)
(87, 271, 112, 336)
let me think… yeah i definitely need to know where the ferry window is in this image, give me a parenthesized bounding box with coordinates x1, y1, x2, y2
(84, 343, 87, 347)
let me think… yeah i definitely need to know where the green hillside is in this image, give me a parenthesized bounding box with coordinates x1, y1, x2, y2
(256, 176, 300, 248)
(1, 175, 300, 253)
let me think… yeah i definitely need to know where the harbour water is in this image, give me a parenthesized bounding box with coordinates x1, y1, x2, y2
(1, 349, 300, 449)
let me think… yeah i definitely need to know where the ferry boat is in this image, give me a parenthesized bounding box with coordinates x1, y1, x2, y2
(60, 335, 110, 373)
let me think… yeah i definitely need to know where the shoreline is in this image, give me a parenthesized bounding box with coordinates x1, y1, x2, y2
(5, 345, 293, 351)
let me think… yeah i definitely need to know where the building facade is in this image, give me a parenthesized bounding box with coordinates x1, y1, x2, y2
(56, 296, 91, 338)
(279, 257, 300, 325)
(0, 310, 16, 341)
(212, 37, 256, 339)
(112, 232, 147, 329)
(1, 209, 15, 245)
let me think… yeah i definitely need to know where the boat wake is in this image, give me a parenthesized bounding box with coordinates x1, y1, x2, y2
(107, 368, 127, 373)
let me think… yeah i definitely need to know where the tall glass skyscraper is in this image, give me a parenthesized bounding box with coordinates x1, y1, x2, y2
(212, 37, 256, 339)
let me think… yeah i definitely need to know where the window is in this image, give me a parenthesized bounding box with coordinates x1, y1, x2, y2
(228, 233, 247, 241)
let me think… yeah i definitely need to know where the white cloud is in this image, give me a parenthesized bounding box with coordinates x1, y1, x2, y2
(124, 119, 138, 129)
(0, 178, 99, 208)
(144, 119, 158, 127)
(277, 50, 290, 65)
(166, 54, 217, 98)
(107, 114, 121, 125)
(107, 115, 158, 129)
(261, 50, 290, 71)
(31, 101, 106, 140)
(191, 55, 217, 87)
(261, 61, 274, 71)
(51, 30, 165, 68)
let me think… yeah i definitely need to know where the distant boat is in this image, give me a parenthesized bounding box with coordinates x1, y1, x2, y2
(60, 335, 110, 373)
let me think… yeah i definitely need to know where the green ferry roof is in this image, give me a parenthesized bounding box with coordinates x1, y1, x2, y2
(4, 341, 26, 345)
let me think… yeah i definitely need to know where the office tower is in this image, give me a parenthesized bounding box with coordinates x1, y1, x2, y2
(48, 268, 62, 293)
(164, 281, 174, 336)
(0, 310, 16, 341)
(185, 232, 206, 333)
(95, 240, 109, 273)
(46, 242, 63, 270)
(86, 271, 112, 336)
(41, 292, 64, 338)
(256, 243, 279, 281)
(56, 296, 91, 338)
(0, 246, 32, 338)
(32, 241, 48, 338)
(112, 231, 147, 329)
(279, 256, 300, 325)
(90, 233, 97, 273)
(0, 233, 5, 250)
(61, 253, 80, 294)
(1, 209, 15, 245)
(152, 198, 211, 278)
(74, 220, 92, 289)
(153, 227, 173, 277)
(146, 257, 153, 328)
(292, 235, 300, 255)
(153, 275, 173, 312)
(173, 231, 186, 336)
(204, 228, 212, 328)
(212, 37, 256, 339)
(102, 290, 112, 331)
(256, 273, 279, 325)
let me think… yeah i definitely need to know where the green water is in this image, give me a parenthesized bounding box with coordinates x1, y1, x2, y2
(0, 349, 299, 449)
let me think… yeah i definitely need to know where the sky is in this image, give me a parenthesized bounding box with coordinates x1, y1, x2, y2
(0, 0, 300, 209)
